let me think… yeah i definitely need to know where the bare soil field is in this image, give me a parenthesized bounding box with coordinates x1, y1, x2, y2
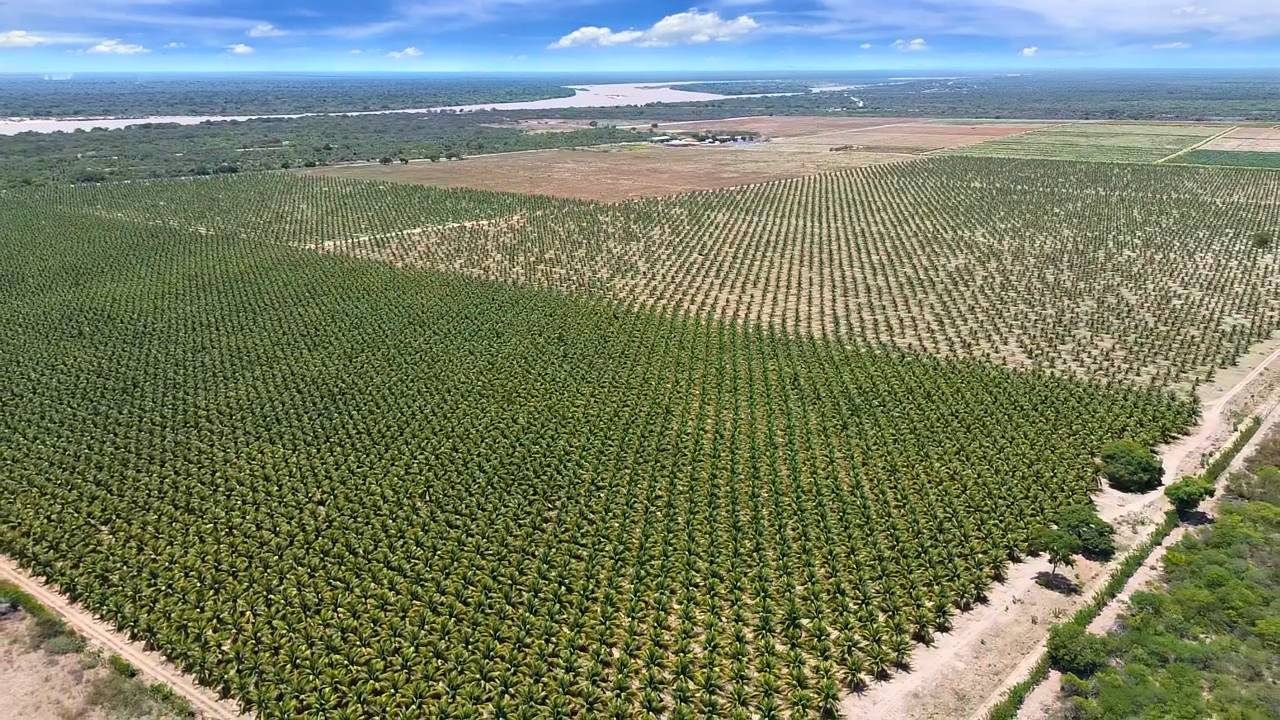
(307, 143, 909, 201)
(774, 121, 1043, 153)
(2, 612, 107, 720)
(1201, 125, 1280, 152)
(478, 118, 602, 134)
(645, 115, 914, 138)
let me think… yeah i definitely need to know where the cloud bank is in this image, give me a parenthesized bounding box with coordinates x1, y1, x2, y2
(551, 10, 758, 49)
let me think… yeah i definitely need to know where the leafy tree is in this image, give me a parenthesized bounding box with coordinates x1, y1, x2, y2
(1054, 505, 1116, 559)
(1047, 624, 1110, 677)
(1100, 439, 1163, 493)
(1032, 526, 1082, 580)
(1164, 475, 1214, 516)
(1251, 230, 1273, 249)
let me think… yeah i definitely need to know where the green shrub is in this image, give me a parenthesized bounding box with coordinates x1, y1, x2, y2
(43, 633, 86, 655)
(108, 654, 138, 678)
(1060, 671, 1096, 699)
(1047, 624, 1111, 677)
(1100, 439, 1163, 492)
(1164, 475, 1214, 515)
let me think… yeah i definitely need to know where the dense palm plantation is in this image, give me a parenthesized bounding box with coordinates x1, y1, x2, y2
(0, 171, 1207, 718)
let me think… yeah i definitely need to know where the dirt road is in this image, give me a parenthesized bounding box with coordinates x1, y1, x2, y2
(0, 557, 246, 720)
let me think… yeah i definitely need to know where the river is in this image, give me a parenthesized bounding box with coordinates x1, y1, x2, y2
(0, 82, 778, 136)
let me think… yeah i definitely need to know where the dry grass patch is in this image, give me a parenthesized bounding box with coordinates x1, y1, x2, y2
(306, 143, 908, 202)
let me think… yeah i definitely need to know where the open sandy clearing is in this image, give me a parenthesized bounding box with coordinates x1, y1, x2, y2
(1200, 125, 1280, 152)
(643, 115, 916, 138)
(306, 143, 910, 201)
(2, 613, 109, 720)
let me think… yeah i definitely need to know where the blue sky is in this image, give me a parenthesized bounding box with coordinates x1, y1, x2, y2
(1, 1, 1278, 72)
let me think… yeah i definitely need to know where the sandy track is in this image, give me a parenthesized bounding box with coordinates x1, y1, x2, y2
(0, 557, 246, 720)
(845, 341, 1280, 720)
(1020, 384, 1280, 720)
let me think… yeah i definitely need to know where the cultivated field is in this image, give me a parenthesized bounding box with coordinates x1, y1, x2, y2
(269, 158, 1280, 387)
(947, 122, 1226, 163)
(1173, 149, 1280, 169)
(4, 153, 1279, 719)
(305, 117, 1053, 200)
(1198, 125, 1280, 152)
(769, 121, 1042, 154)
(306, 143, 907, 201)
(1167, 126, 1280, 168)
(647, 116, 914, 138)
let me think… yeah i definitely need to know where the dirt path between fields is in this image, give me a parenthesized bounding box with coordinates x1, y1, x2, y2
(843, 340, 1280, 720)
(1018, 386, 1280, 720)
(0, 557, 247, 720)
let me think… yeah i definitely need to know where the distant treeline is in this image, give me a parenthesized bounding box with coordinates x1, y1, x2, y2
(0, 113, 648, 188)
(549, 72, 1280, 122)
(0, 75, 575, 118)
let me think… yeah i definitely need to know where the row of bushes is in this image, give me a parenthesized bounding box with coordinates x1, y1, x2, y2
(985, 415, 1262, 719)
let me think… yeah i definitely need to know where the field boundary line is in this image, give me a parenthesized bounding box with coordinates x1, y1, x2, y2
(1155, 124, 1237, 164)
(0, 556, 248, 720)
(922, 122, 1073, 156)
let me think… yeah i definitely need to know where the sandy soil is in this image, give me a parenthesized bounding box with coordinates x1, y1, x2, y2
(775, 122, 1043, 152)
(844, 340, 1280, 720)
(1201, 126, 1280, 151)
(0, 558, 245, 720)
(1021, 384, 1280, 720)
(1, 612, 113, 720)
(307, 143, 909, 202)
(644, 116, 917, 138)
(479, 119, 602, 134)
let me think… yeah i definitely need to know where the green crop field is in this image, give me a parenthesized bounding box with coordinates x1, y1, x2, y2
(2, 155, 1278, 718)
(946, 123, 1221, 164)
(1170, 149, 1280, 169)
(60, 157, 1280, 389)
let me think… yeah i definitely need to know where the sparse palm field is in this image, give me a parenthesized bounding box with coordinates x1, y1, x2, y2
(945, 123, 1225, 163)
(71, 157, 1280, 389)
(2, 153, 1278, 718)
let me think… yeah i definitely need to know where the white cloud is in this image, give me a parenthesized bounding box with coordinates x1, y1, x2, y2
(0, 30, 49, 47)
(551, 27, 642, 48)
(162, 42, 185, 49)
(551, 10, 758, 49)
(809, 0, 1280, 40)
(227, 43, 254, 55)
(1153, 41, 1191, 49)
(859, 42, 873, 49)
(1020, 45, 1039, 56)
(348, 48, 364, 54)
(247, 23, 285, 38)
(87, 38, 149, 55)
(387, 46, 423, 59)
(891, 37, 927, 52)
